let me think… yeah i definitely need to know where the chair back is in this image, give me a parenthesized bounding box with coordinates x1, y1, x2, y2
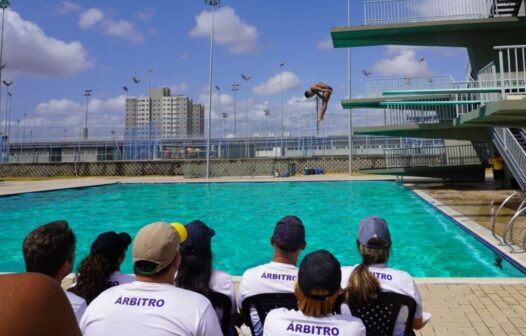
(241, 293, 297, 335)
(207, 291, 232, 336)
(346, 291, 416, 336)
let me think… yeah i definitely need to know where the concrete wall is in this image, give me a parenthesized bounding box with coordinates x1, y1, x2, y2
(0, 156, 386, 178)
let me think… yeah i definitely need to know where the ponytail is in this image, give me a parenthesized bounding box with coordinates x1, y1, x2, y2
(345, 243, 389, 302)
(345, 262, 380, 302)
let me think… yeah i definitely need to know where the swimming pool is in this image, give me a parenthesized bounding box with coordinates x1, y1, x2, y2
(0, 181, 523, 277)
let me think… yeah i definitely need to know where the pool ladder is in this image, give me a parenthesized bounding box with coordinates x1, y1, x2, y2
(491, 191, 526, 253)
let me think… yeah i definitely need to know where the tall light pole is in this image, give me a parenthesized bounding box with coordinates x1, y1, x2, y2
(279, 62, 285, 157)
(83, 89, 92, 141)
(222, 112, 228, 138)
(241, 74, 251, 158)
(419, 57, 425, 74)
(347, 0, 353, 176)
(205, 0, 220, 178)
(264, 108, 270, 154)
(132, 77, 141, 159)
(231, 83, 239, 136)
(2, 79, 11, 162)
(215, 85, 221, 157)
(22, 113, 26, 142)
(0, 0, 9, 148)
(147, 68, 153, 159)
(215, 85, 221, 126)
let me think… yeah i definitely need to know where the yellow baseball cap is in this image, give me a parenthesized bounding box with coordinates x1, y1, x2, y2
(170, 223, 188, 243)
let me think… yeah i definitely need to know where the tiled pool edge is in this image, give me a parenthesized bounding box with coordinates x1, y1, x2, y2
(55, 274, 526, 291)
(407, 185, 526, 275)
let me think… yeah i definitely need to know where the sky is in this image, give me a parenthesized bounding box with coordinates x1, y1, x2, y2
(1, 0, 470, 140)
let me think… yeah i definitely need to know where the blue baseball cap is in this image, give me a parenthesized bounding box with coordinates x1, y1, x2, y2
(357, 216, 391, 248)
(272, 215, 305, 252)
(183, 220, 215, 254)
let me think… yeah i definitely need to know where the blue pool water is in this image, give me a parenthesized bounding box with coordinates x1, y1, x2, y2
(0, 181, 523, 277)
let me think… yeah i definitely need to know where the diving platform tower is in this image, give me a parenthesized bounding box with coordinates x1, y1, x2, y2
(331, 0, 526, 188)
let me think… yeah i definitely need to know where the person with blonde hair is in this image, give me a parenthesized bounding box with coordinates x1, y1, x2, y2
(341, 216, 428, 336)
(264, 250, 365, 336)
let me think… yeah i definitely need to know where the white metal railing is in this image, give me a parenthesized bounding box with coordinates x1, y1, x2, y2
(496, 45, 526, 99)
(363, 0, 499, 25)
(384, 144, 482, 168)
(494, 127, 526, 183)
(383, 101, 459, 126)
(365, 75, 455, 97)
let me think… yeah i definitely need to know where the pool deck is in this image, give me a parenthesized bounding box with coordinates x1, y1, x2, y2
(3, 175, 526, 335)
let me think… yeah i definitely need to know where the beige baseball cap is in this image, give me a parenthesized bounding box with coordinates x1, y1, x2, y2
(133, 222, 180, 275)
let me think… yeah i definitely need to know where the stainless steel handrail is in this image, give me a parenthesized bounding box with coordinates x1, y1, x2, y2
(503, 205, 526, 253)
(491, 190, 521, 245)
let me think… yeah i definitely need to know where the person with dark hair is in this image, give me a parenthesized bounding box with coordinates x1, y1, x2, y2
(341, 216, 428, 335)
(80, 222, 221, 335)
(22, 220, 87, 323)
(68, 231, 134, 304)
(264, 250, 365, 335)
(239, 215, 307, 336)
(175, 220, 236, 333)
(0, 273, 82, 336)
(304, 82, 333, 123)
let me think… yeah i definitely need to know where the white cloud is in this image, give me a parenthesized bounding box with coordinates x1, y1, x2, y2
(78, 7, 144, 44)
(287, 95, 316, 112)
(137, 9, 156, 21)
(317, 37, 333, 49)
(168, 83, 188, 95)
(54, 1, 82, 15)
(371, 47, 428, 76)
(253, 71, 301, 95)
(33, 95, 126, 127)
(4, 10, 92, 77)
(189, 6, 259, 54)
(103, 19, 144, 44)
(78, 8, 104, 29)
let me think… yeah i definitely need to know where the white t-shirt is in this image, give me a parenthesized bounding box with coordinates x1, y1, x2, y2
(80, 281, 222, 336)
(239, 261, 298, 336)
(65, 290, 87, 324)
(107, 271, 135, 287)
(264, 308, 366, 336)
(340, 264, 423, 336)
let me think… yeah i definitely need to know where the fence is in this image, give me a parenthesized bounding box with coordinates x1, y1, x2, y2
(384, 144, 485, 168)
(0, 155, 390, 178)
(363, 0, 506, 25)
(365, 75, 455, 97)
(496, 45, 526, 99)
(4, 135, 439, 164)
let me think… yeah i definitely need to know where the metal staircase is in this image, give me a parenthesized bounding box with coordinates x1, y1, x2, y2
(510, 128, 526, 148)
(491, 127, 526, 191)
(491, 0, 523, 17)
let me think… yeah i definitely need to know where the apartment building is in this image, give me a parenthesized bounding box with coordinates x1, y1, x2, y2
(125, 87, 204, 140)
